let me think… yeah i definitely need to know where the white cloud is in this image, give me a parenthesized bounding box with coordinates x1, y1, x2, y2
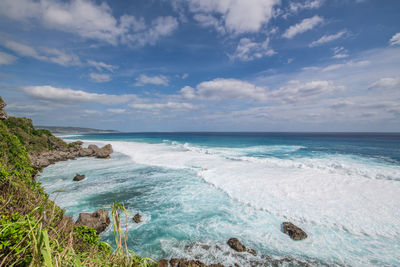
(194, 78, 269, 101)
(2, 40, 81, 66)
(182, 73, 189, 79)
(230, 37, 276, 61)
(0, 51, 17, 65)
(369, 77, 400, 89)
(322, 60, 370, 72)
(389, 32, 400, 46)
(268, 80, 344, 103)
(0, 0, 178, 46)
(180, 86, 196, 99)
(289, 0, 324, 13)
(107, 108, 126, 114)
(309, 30, 347, 47)
(87, 60, 118, 72)
(21, 85, 135, 104)
(89, 73, 111, 83)
(282, 15, 324, 39)
(187, 0, 280, 34)
(332, 46, 349, 59)
(130, 102, 198, 111)
(135, 74, 169, 86)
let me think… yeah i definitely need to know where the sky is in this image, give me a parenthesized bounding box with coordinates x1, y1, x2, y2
(0, 0, 399, 132)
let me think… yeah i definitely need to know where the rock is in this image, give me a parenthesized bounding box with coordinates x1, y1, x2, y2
(75, 209, 110, 234)
(73, 174, 85, 181)
(79, 148, 94, 157)
(227, 238, 257, 256)
(0, 97, 8, 120)
(158, 259, 168, 267)
(282, 222, 307, 240)
(88, 144, 99, 153)
(208, 265, 225, 267)
(169, 259, 206, 267)
(247, 248, 257, 256)
(0, 109, 8, 120)
(133, 213, 142, 223)
(95, 144, 113, 158)
(227, 238, 246, 252)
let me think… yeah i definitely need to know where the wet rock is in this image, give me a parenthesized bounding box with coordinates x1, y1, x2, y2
(282, 222, 307, 240)
(95, 144, 113, 158)
(227, 238, 257, 256)
(75, 209, 110, 234)
(73, 174, 85, 181)
(228, 238, 246, 252)
(133, 213, 142, 223)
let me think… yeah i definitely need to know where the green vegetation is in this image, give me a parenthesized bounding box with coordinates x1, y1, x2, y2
(0, 111, 156, 266)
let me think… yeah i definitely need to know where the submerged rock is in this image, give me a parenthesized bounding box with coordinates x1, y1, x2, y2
(227, 238, 257, 256)
(75, 209, 110, 234)
(132, 213, 142, 223)
(282, 222, 308, 240)
(73, 174, 85, 181)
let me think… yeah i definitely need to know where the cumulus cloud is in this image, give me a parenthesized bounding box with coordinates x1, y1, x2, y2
(187, 0, 280, 34)
(180, 86, 196, 99)
(289, 0, 324, 13)
(130, 102, 198, 111)
(135, 74, 169, 86)
(389, 32, 400, 46)
(282, 15, 324, 39)
(369, 77, 400, 89)
(21, 85, 136, 104)
(89, 73, 111, 83)
(230, 37, 276, 61)
(309, 30, 347, 47)
(0, 51, 17, 65)
(2, 40, 81, 66)
(87, 60, 118, 72)
(0, 0, 178, 46)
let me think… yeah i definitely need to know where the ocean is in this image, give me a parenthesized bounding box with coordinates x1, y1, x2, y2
(38, 132, 400, 266)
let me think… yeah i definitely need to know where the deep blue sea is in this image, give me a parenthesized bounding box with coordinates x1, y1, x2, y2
(38, 132, 400, 266)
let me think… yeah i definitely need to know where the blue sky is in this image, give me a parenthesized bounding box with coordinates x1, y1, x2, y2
(0, 0, 399, 132)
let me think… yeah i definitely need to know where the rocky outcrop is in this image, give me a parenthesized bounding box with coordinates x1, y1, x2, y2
(30, 143, 113, 169)
(282, 222, 307, 240)
(227, 238, 257, 256)
(73, 174, 85, 181)
(133, 213, 142, 223)
(75, 209, 110, 234)
(95, 144, 113, 158)
(0, 97, 8, 120)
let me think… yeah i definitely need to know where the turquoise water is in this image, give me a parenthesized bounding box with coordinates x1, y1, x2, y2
(38, 133, 400, 266)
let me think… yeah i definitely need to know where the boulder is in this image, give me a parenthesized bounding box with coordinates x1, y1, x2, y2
(73, 174, 85, 181)
(79, 148, 94, 157)
(227, 238, 257, 256)
(282, 222, 307, 240)
(75, 209, 111, 234)
(88, 144, 99, 153)
(169, 258, 206, 267)
(133, 213, 142, 223)
(95, 144, 113, 158)
(227, 238, 246, 252)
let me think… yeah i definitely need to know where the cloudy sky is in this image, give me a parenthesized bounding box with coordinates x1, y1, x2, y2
(0, 0, 399, 132)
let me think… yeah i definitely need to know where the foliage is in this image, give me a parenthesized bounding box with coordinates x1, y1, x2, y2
(0, 104, 157, 266)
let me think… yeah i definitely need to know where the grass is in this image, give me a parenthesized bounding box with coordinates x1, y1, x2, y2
(0, 112, 157, 266)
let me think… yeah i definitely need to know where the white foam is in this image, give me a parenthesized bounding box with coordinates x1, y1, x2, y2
(103, 140, 400, 239)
